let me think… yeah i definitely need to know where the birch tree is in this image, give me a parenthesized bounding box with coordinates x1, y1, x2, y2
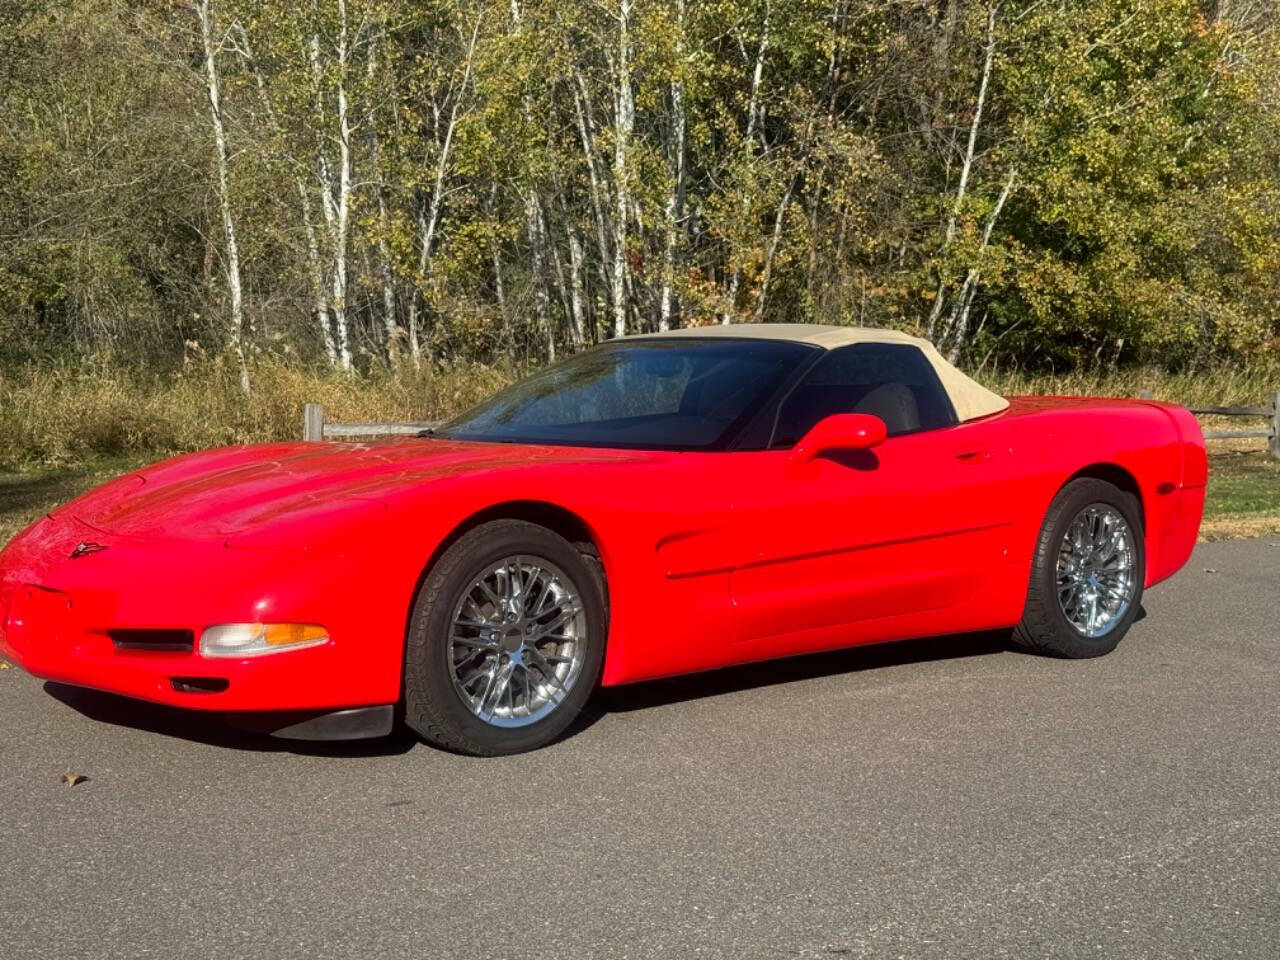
(611, 0, 635, 338)
(195, 0, 251, 394)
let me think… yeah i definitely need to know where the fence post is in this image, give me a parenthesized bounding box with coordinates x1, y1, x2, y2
(1270, 391, 1280, 460)
(303, 403, 326, 442)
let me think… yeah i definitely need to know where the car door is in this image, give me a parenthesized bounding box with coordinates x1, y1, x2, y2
(728, 343, 1018, 652)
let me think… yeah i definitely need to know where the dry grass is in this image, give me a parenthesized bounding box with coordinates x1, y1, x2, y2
(3, 358, 1277, 468)
(979, 363, 1280, 407)
(0, 358, 512, 468)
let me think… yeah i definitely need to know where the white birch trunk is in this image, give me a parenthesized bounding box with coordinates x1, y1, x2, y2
(753, 174, 797, 323)
(722, 2, 771, 324)
(236, 24, 336, 366)
(367, 42, 400, 369)
(927, 2, 997, 339)
(405, 18, 479, 369)
(300, 178, 337, 366)
(612, 0, 634, 339)
(331, 3, 354, 372)
(310, 26, 353, 373)
(568, 227, 586, 348)
(195, 0, 250, 394)
(525, 192, 554, 358)
(659, 0, 687, 331)
(941, 167, 1016, 362)
(572, 75, 615, 307)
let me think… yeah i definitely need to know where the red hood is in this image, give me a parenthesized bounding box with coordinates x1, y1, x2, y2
(60, 439, 648, 541)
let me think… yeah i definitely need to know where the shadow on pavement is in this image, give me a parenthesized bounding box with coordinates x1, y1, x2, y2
(42, 682, 418, 758)
(45, 627, 1023, 755)
(587, 628, 1013, 718)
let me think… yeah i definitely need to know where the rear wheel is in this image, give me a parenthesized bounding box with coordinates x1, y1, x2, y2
(1013, 478, 1144, 658)
(403, 520, 606, 755)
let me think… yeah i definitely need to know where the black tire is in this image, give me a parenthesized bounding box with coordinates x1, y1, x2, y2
(1013, 477, 1145, 658)
(403, 519, 607, 756)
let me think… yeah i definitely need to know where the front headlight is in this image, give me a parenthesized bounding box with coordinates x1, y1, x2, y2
(199, 623, 329, 658)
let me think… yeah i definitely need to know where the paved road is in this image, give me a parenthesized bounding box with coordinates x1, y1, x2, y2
(2, 540, 1278, 960)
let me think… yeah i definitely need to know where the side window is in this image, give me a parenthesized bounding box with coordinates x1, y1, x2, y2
(771, 344, 957, 447)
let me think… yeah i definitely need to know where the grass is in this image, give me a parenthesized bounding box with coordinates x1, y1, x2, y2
(0, 358, 511, 468)
(1199, 449, 1280, 540)
(0, 359, 1277, 544)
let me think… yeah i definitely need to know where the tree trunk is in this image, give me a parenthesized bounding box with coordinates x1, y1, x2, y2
(941, 167, 1017, 362)
(367, 42, 400, 369)
(659, 0, 687, 331)
(236, 24, 335, 367)
(612, 0, 635, 339)
(723, 2, 771, 324)
(571, 74, 615, 314)
(754, 174, 797, 323)
(567, 227, 586, 348)
(195, 0, 250, 395)
(526, 191, 554, 359)
(310, 23, 354, 373)
(927, 2, 997, 341)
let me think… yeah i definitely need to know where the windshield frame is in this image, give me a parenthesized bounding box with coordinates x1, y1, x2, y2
(433, 336, 823, 452)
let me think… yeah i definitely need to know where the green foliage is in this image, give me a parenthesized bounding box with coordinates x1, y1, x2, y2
(0, 0, 1277, 374)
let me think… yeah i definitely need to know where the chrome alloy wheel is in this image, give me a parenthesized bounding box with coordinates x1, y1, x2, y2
(448, 555, 588, 728)
(1055, 504, 1137, 638)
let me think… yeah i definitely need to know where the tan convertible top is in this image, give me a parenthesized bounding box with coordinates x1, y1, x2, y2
(626, 323, 1009, 422)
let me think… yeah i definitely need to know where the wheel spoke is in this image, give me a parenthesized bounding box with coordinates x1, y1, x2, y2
(1054, 503, 1136, 639)
(448, 553, 588, 728)
(529, 605, 582, 642)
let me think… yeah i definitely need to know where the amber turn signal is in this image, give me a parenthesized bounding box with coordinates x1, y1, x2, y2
(200, 623, 329, 658)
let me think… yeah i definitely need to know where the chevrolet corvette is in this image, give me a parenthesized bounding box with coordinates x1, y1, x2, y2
(0, 325, 1207, 754)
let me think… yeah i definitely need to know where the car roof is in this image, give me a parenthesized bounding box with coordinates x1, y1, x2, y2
(624, 322, 922, 350)
(621, 323, 1010, 423)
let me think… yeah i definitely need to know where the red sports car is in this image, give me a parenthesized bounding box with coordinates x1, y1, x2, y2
(0, 325, 1206, 754)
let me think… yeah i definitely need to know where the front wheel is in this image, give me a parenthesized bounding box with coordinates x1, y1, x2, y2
(403, 519, 607, 755)
(1013, 478, 1145, 658)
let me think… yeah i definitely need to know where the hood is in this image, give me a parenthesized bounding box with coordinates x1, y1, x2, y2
(60, 439, 647, 542)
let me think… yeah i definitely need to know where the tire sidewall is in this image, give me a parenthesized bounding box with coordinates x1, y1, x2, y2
(1034, 479, 1146, 657)
(404, 522, 607, 755)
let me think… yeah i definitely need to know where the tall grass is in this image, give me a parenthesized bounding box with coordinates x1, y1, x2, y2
(981, 363, 1280, 407)
(2, 356, 1277, 468)
(0, 359, 512, 467)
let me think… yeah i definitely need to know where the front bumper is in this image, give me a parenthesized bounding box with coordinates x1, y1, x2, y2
(0, 515, 404, 714)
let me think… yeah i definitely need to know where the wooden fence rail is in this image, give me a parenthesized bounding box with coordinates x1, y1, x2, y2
(304, 391, 1280, 458)
(1138, 389, 1279, 456)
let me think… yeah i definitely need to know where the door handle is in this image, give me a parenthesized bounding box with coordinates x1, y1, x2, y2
(954, 447, 991, 464)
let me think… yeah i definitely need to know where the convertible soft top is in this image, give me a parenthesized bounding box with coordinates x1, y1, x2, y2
(627, 323, 1010, 423)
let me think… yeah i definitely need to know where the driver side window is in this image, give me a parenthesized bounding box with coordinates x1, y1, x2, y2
(771, 343, 957, 448)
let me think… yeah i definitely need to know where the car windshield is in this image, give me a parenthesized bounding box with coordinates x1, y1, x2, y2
(436, 338, 815, 450)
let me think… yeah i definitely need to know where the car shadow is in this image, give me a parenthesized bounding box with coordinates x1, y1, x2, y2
(41, 682, 419, 758)
(44, 612, 1146, 755)
(564, 627, 1016, 738)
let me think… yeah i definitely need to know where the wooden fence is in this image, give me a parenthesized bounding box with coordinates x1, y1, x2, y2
(303, 392, 1280, 458)
(1137, 389, 1279, 458)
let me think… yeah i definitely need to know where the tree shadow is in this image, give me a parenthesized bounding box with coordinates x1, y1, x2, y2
(0, 467, 96, 516)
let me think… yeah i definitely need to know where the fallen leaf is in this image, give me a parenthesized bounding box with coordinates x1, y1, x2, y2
(59, 773, 88, 788)
(0, 661, 11, 670)
(1204, 568, 1218, 574)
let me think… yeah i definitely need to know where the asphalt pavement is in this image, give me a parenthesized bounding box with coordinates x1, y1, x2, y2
(1, 538, 1277, 959)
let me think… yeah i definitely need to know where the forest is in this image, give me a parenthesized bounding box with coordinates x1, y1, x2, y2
(2, 0, 1277, 390)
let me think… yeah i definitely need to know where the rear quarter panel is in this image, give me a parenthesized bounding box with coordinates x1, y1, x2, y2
(996, 397, 1205, 589)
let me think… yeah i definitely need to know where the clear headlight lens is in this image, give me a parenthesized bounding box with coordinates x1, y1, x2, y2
(199, 623, 329, 659)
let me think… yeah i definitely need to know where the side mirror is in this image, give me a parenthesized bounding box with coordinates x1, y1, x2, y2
(790, 413, 886, 463)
